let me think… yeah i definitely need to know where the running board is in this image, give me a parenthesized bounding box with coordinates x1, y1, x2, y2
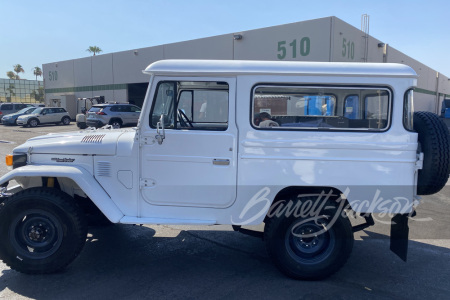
(120, 216, 216, 225)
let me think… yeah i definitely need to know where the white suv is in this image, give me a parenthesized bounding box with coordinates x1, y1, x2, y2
(0, 60, 449, 280)
(16, 107, 71, 127)
(86, 103, 141, 128)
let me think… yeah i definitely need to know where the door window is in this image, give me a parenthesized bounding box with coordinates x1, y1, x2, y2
(150, 81, 229, 131)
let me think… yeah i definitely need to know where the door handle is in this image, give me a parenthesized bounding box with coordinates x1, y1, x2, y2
(213, 159, 230, 166)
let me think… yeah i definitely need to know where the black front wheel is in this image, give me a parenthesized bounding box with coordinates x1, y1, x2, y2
(264, 198, 353, 280)
(0, 188, 88, 274)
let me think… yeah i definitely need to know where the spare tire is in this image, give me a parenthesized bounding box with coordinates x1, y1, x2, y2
(414, 111, 450, 195)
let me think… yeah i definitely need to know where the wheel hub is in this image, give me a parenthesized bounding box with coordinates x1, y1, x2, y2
(285, 220, 336, 264)
(28, 223, 49, 242)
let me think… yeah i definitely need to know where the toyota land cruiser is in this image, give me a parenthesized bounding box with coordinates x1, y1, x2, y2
(0, 60, 448, 280)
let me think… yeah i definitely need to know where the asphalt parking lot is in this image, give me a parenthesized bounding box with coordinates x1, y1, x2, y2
(0, 123, 449, 299)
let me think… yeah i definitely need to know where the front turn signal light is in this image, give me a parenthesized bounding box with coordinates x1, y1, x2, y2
(5, 155, 13, 167)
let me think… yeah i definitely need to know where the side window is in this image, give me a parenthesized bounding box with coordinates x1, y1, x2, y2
(130, 106, 141, 113)
(58, 108, 66, 113)
(1, 104, 13, 110)
(252, 86, 390, 131)
(178, 91, 193, 120)
(150, 81, 229, 131)
(110, 106, 118, 112)
(150, 82, 176, 128)
(344, 95, 360, 119)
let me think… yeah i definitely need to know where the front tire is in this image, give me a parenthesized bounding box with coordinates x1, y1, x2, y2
(28, 119, 39, 127)
(264, 197, 353, 280)
(0, 188, 88, 274)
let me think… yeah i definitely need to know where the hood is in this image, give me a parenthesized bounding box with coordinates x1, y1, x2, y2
(18, 113, 38, 118)
(3, 112, 22, 118)
(13, 128, 136, 155)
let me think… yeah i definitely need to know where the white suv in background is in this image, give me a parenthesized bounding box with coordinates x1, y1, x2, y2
(86, 103, 141, 128)
(16, 107, 71, 127)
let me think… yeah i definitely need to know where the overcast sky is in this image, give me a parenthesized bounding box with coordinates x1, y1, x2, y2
(1, 0, 449, 80)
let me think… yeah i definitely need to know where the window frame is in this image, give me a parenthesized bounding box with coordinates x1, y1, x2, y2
(250, 84, 393, 132)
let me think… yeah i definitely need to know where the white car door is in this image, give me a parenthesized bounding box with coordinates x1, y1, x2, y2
(139, 77, 237, 210)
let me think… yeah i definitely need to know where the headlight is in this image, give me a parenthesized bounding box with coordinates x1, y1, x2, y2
(5, 153, 27, 169)
(2, 116, 10, 120)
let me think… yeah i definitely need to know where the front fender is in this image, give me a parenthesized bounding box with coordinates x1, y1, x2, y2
(0, 165, 124, 222)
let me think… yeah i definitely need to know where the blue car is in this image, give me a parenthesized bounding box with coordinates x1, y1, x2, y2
(1, 107, 38, 125)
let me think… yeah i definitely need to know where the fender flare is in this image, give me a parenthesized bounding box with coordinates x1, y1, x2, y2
(0, 165, 124, 222)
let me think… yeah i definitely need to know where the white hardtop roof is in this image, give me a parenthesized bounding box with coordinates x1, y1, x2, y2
(144, 59, 417, 78)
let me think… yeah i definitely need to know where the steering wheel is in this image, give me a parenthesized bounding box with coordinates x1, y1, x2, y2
(177, 109, 193, 128)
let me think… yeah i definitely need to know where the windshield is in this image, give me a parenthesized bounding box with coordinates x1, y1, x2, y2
(32, 107, 44, 114)
(17, 107, 36, 114)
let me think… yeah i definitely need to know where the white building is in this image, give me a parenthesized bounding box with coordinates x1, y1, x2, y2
(43, 16, 450, 117)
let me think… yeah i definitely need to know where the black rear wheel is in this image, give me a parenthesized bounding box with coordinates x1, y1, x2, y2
(0, 188, 87, 274)
(264, 197, 353, 280)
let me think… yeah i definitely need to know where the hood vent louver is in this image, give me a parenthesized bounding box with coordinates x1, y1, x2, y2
(81, 134, 106, 144)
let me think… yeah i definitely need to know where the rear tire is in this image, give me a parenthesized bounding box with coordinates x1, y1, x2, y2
(264, 197, 353, 280)
(414, 111, 450, 195)
(62, 116, 71, 125)
(0, 188, 87, 274)
(110, 119, 122, 129)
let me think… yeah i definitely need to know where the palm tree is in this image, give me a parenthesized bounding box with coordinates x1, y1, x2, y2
(13, 64, 25, 79)
(6, 71, 16, 79)
(32, 66, 43, 80)
(86, 46, 102, 56)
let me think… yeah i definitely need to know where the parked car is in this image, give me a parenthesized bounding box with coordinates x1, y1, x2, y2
(86, 103, 141, 128)
(0, 103, 34, 123)
(1, 107, 38, 125)
(16, 107, 71, 127)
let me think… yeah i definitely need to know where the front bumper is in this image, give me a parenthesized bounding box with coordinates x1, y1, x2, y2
(16, 119, 28, 125)
(1, 117, 17, 125)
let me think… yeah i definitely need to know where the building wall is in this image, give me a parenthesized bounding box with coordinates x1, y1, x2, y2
(0, 78, 43, 103)
(43, 16, 450, 114)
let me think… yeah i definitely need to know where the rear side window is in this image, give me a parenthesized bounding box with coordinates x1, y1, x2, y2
(252, 86, 391, 131)
(1, 104, 13, 110)
(89, 106, 103, 113)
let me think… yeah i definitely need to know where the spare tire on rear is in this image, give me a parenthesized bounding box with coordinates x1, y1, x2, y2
(414, 111, 450, 195)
